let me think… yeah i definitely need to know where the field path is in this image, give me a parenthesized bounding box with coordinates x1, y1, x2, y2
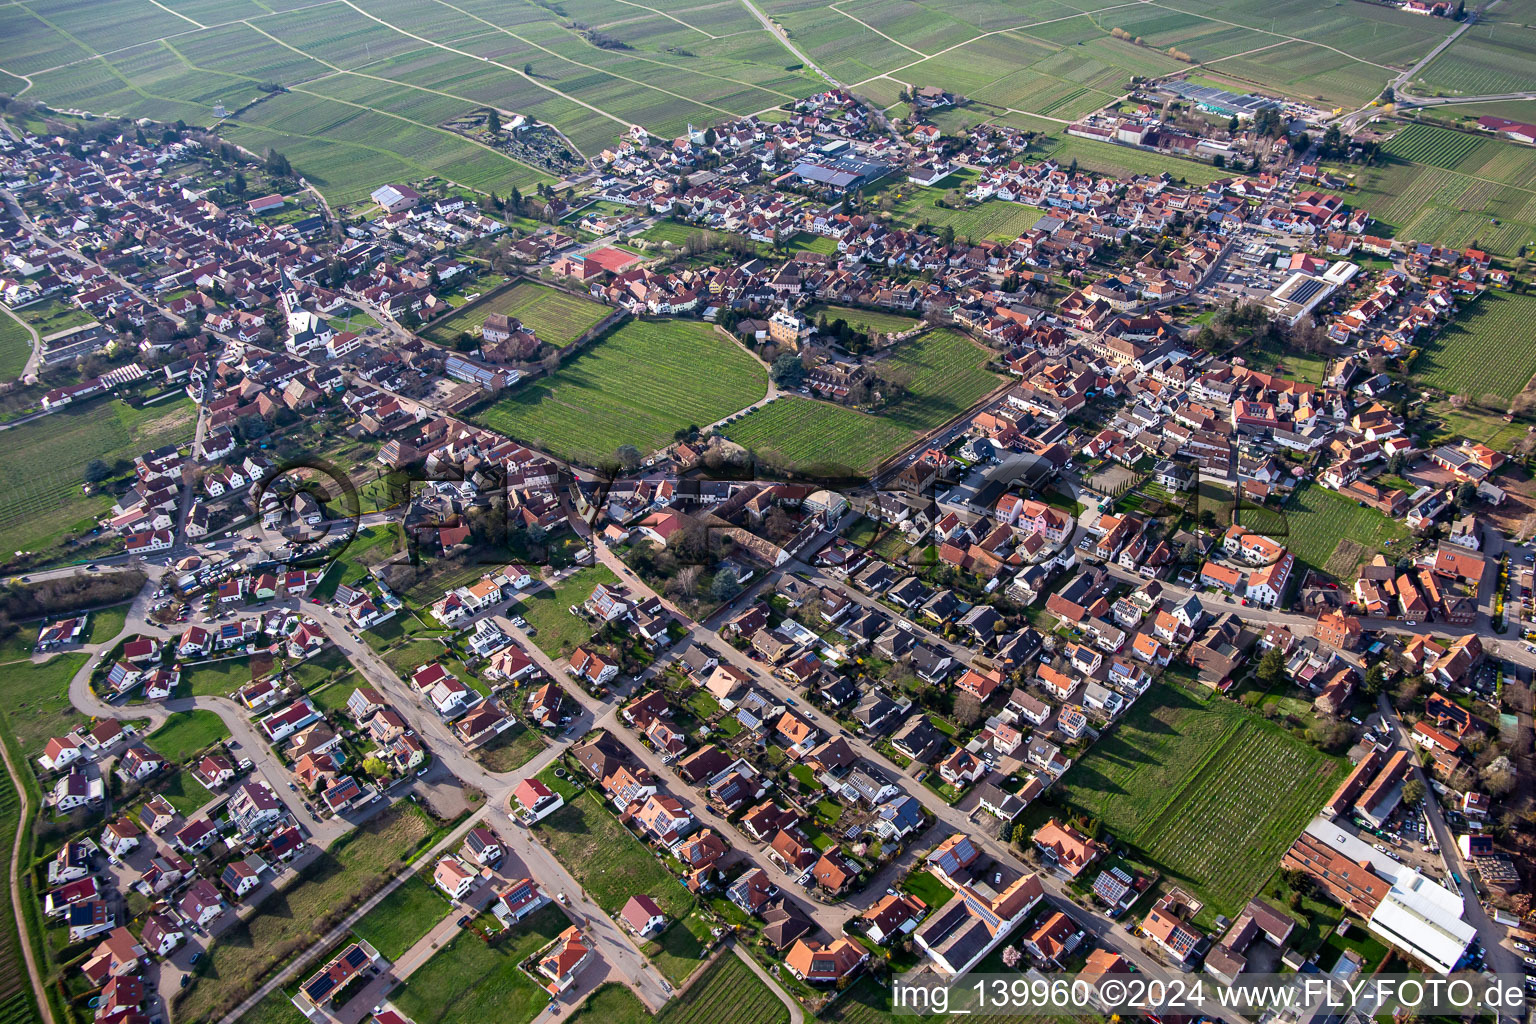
(731, 942, 804, 1024)
(737, 0, 840, 86)
(1, 726, 56, 1024)
(1, 303, 41, 381)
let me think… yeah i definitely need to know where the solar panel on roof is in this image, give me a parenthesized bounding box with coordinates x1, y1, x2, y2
(305, 976, 335, 1000)
(1289, 278, 1324, 305)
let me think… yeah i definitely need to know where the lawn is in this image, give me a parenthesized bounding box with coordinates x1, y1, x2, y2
(567, 953, 787, 1024)
(899, 869, 953, 914)
(84, 602, 131, 645)
(391, 904, 570, 1024)
(1280, 483, 1410, 579)
(174, 802, 438, 1022)
(723, 327, 1003, 476)
(351, 873, 452, 960)
(642, 915, 709, 986)
(1412, 291, 1536, 402)
(472, 319, 767, 466)
(512, 565, 617, 658)
(0, 309, 32, 381)
(155, 770, 214, 816)
(424, 281, 611, 349)
(145, 710, 230, 764)
(805, 304, 919, 337)
(1053, 683, 1344, 924)
(181, 657, 260, 698)
(473, 723, 548, 773)
(889, 186, 1046, 242)
(535, 787, 692, 919)
(0, 397, 196, 562)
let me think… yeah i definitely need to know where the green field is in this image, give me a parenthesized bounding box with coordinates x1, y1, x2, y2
(805, 304, 919, 337)
(512, 564, 616, 658)
(424, 281, 611, 349)
(0, 398, 196, 561)
(723, 328, 1002, 475)
(1280, 482, 1412, 578)
(146, 710, 231, 764)
(1415, 5, 1536, 98)
(568, 955, 788, 1024)
(1412, 290, 1536, 401)
(473, 318, 766, 466)
(1055, 684, 1343, 923)
(535, 786, 693, 920)
(176, 802, 439, 1021)
(0, 310, 32, 381)
(157, 770, 215, 816)
(4, 653, 91, 757)
(1325, 121, 1536, 257)
(351, 873, 452, 960)
(885, 173, 1047, 241)
(393, 904, 571, 1024)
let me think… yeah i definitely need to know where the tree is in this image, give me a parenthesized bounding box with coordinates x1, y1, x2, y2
(232, 170, 247, 196)
(769, 352, 806, 388)
(703, 126, 716, 147)
(1010, 822, 1026, 846)
(524, 62, 534, 76)
(1402, 778, 1425, 806)
(1290, 131, 1311, 153)
(615, 444, 642, 471)
(1364, 662, 1387, 695)
(1381, 86, 1395, 104)
(486, 108, 501, 136)
(363, 756, 390, 778)
(263, 149, 292, 177)
(1455, 0, 1465, 17)
(1001, 945, 1022, 969)
(83, 459, 111, 485)
(711, 567, 741, 602)
(238, 413, 268, 441)
(1256, 646, 1285, 687)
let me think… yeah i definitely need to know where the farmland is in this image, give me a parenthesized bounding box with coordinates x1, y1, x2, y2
(0, 311, 31, 381)
(1415, 6, 1536, 98)
(0, 397, 196, 562)
(805, 304, 919, 337)
(1412, 290, 1536, 401)
(423, 281, 611, 349)
(472, 319, 767, 466)
(724, 328, 1001, 475)
(1280, 483, 1410, 578)
(392, 905, 571, 1024)
(1324, 122, 1536, 257)
(883, 172, 1047, 241)
(569, 954, 788, 1024)
(1055, 684, 1343, 923)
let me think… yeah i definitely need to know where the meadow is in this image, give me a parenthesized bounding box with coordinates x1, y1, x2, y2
(0, 397, 196, 561)
(805, 304, 919, 336)
(534, 787, 694, 919)
(1055, 684, 1343, 923)
(424, 281, 610, 349)
(0, 312, 32, 381)
(472, 318, 767, 466)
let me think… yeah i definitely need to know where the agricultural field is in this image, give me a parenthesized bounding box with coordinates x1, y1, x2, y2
(1414, 6, 1536, 98)
(1326, 122, 1536, 257)
(567, 953, 789, 1024)
(805, 304, 919, 337)
(392, 905, 570, 1024)
(175, 802, 439, 1022)
(1412, 290, 1536, 401)
(1055, 684, 1343, 924)
(882, 172, 1047, 241)
(0, 397, 196, 562)
(535, 787, 694, 919)
(472, 318, 767, 466)
(1276, 484, 1410, 580)
(722, 397, 917, 477)
(423, 281, 610, 349)
(723, 328, 1001, 475)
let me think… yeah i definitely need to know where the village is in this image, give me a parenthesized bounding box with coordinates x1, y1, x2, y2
(2, 67, 1535, 1024)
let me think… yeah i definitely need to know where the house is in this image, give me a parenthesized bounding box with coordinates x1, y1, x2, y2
(862, 891, 927, 944)
(1033, 818, 1102, 878)
(1142, 889, 1204, 966)
(619, 894, 668, 937)
(178, 879, 224, 928)
(513, 777, 565, 822)
(464, 826, 504, 866)
(1021, 910, 1082, 964)
(493, 877, 549, 925)
(537, 926, 592, 992)
(784, 937, 869, 984)
(433, 856, 478, 901)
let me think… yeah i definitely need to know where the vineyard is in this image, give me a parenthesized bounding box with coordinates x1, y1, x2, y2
(473, 319, 766, 466)
(1411, 290, 1536, 400)
(568, 954, 789, 1024)
(0, 397, 196, 564)
(1056, 684, 1342, 923)
(722, 397, 917, 477)
(0, 733, 40, 1024)
(424, 281, 611, 349)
